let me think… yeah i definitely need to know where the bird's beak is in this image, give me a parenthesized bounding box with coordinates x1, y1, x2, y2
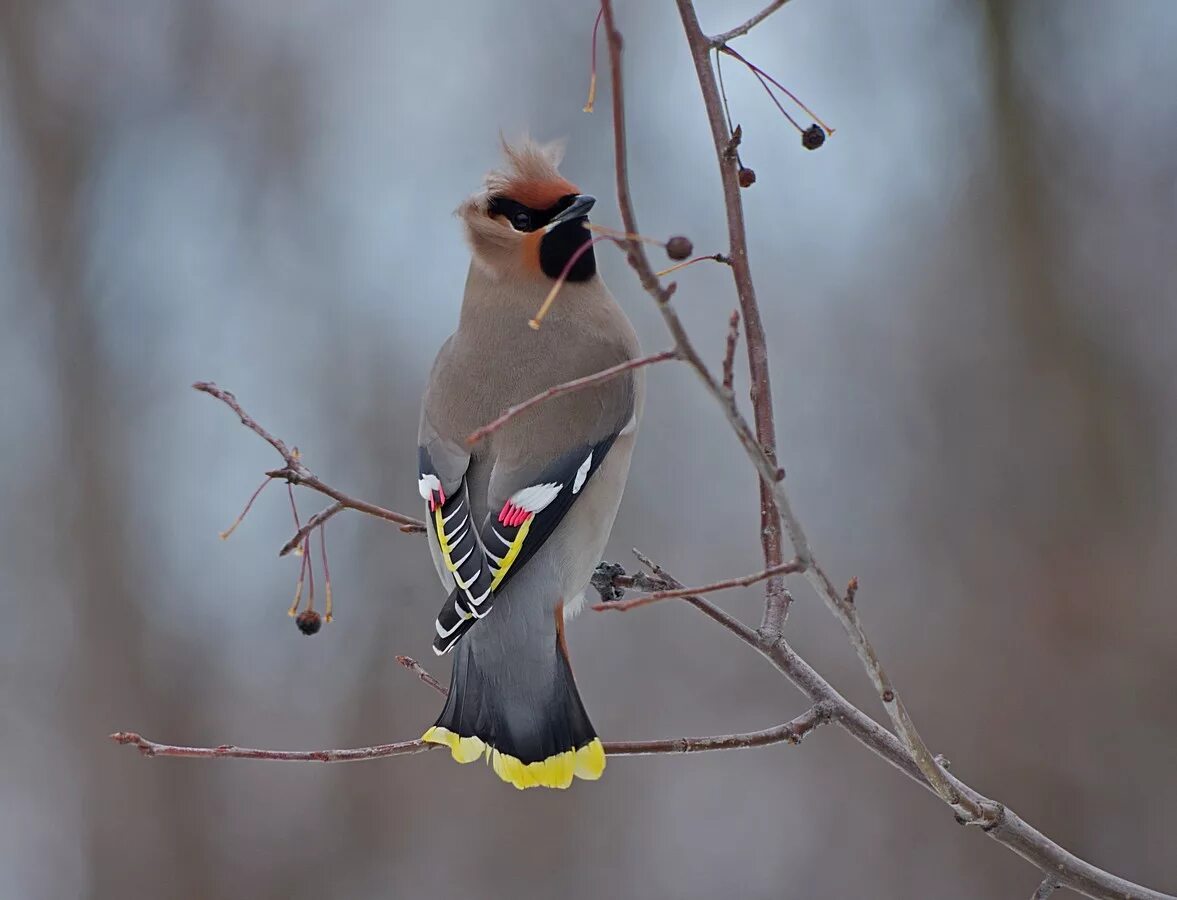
(545, 194, 596, 231)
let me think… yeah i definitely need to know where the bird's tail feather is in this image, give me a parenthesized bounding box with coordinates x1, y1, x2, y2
(422, 631, 605, 790)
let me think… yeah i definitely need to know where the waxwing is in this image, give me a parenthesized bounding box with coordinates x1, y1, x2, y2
(417, 138, 643, 789)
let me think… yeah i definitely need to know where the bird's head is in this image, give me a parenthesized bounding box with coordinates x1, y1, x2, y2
(459, 138, 597, 283)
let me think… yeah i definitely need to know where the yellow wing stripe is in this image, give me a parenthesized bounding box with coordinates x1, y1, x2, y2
(490, 515, 533, 590)
(433, 506, 458, 572)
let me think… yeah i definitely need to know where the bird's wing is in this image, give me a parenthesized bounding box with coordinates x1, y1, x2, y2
(418, 426, 497, 637)
(430, 433, 620, 654)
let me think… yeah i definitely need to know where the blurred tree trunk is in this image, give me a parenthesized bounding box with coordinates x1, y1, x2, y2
(0, 4, 216, 896)
(981, 0, 1160, 560)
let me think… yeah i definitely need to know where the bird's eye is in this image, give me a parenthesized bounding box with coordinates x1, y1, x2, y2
(512, 211, 532, 231)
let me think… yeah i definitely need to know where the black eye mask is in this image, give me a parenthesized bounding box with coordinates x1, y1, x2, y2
(487, 194, 577, 233)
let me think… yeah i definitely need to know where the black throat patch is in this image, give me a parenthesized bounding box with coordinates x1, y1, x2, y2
(539, 220, 596, 282)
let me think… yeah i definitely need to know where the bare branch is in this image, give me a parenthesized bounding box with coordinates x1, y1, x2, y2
(193, 382, 426, 535)
(666, 0, 979, 827)
(669, 0, 794, 640)
(466, 349, 679, 446)
(722, 44, 806, 134)
(110, 704, 833, 764)
(600, 558, 1176, 900)
(110, 731, 435, 763)
(395, 655, 448, 697)
(722, 309, 740, 395)
(593, 558, 802, 612)
(592, 565, 674, 599)
(606, 702, 832, 755)
(628, 550, 767, 649)
(601, 0, 792, 639)
(278, 501, 344, 558)
(709, 0, 793, 46)
(193, 381, 296, 460)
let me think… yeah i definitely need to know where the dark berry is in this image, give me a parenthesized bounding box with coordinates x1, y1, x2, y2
(738, 167, 757, 188)
(296, 609, 322, 635)
(666, 236, 693, 261)
(802, 125, 825, 151)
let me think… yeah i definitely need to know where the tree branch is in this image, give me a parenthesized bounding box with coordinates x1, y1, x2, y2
(592, 558, 802, 612)
(466, 349, 679, 446)
(598, 558, 1175, 900)
(112, 645, 832, 763)
(110, 731, 436, 763)
(709, 0, 794, 46)
(278, 501, 344, 558)
(669, 0, 792, 641)
(110, 702, 835, 764)
(395, 655, 449, 697)
(721, 308, 740, 395)
(667, 0, 982, 826)
(605, 702, 832, 755)
(600, 0, 792, 641)
(193, 382, 426, 537)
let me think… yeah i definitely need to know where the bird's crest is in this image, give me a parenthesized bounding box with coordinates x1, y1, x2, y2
(483, 137, 578, 210)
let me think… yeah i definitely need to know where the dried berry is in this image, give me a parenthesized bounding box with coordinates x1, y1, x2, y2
(666, 236, 693, 261)
(802, 124, 826, 151)
(296, 609, 322, 635)
(738, 167, 757, 188)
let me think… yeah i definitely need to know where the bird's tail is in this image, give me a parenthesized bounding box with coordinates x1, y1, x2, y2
(422, 625, 605, 790)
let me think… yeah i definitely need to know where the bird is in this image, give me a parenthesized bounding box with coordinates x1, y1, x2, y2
(416, 138, 643, 789)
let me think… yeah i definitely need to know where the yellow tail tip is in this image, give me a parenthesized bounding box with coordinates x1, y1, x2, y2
(573, 738, 606, 781)
(422, 726, 486, 764)
(423, 730, 606, 789)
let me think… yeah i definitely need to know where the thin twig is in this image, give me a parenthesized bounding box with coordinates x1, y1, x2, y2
(193, 382, 426, 536)
(218, 476, 273, 540)
(529, 235, 614, 329)
(726, 45, 805, 133)
(466, 350, 679, 446)
(396, 655, 448, 697)
(722, 309, 740, 395)
(709, 0, 793, 46)
(606, 702, 832, 755)
(193, 381, 295, 459)
(627, 549, 765, 647)
(654, 253, 731, 278)
(279, 502, 345, 558)
(110, 731, 435, 763)
(583, 3, 603, 112)
(719, 45, 835, 135)
(320, 516, 333, 622)
(593, 559, 802, 612)
(109, 704, 833, 763)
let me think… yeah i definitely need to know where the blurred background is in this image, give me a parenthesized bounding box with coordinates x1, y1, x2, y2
(3, 0, 1176, 897)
